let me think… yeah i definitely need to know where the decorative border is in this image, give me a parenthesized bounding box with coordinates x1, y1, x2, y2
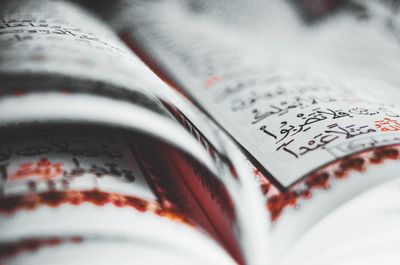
(0, 189, 192, 225)
(254, 145, 400, 221)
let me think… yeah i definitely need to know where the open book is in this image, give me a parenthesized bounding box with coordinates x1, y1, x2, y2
(1, 0, 400, 264)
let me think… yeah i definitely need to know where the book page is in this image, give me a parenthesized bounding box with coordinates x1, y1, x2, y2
(0, 0, 225, 175)
(0, 1, 244, 263)
(0, 0, 160, 101)
(105, 0, 400, 188)
(95, 0, 400, 262)
(0, 124, 236, 265)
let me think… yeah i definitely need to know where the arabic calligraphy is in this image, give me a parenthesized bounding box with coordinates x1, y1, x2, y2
(258, 108, 352, 144)
(374, 118, 400, 132)
(0, 19, 126, 53)
(0, 141, 123, 163)
(5, 157, 136, 183)
(297, 123, 376, 156)
(251, 98, 339, 124)
(8, 158, 63, 181)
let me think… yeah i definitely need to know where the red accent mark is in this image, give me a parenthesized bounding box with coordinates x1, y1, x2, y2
(334, 157, 365, 179)
(374, 118, 400, 132)
(253, 168, 271, 195)
(370, 147, 399, 164)
(205, 76, 220, 89)
(9, 158, 63, 181)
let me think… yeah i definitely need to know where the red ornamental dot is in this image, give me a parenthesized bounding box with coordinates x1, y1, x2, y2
(125, 196, 148, 212)
(47, 238, 62, 246)
(81, 190, 109, 206)
(204, 76, 220, 89)
(113, 200, 123, 207)
(370, 148, 399, 164)
(300, 190, 312, 199)
(111, 195, 125, 207)
(37, 158, 51, 167)
(339, 157, 365, 172)
(261, 183, 270, 195)
(305, 173, 330, 189)
(284, 192, 298, 206)
(67, 193, 82, 205)
(40, 191, 66, 207)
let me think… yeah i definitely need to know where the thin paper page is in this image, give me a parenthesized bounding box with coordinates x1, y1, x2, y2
(0, 0, 223, 177)
(107, 0, 400, 189)
(0, 0, 164, 98)
(0, 124, 237, 265)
